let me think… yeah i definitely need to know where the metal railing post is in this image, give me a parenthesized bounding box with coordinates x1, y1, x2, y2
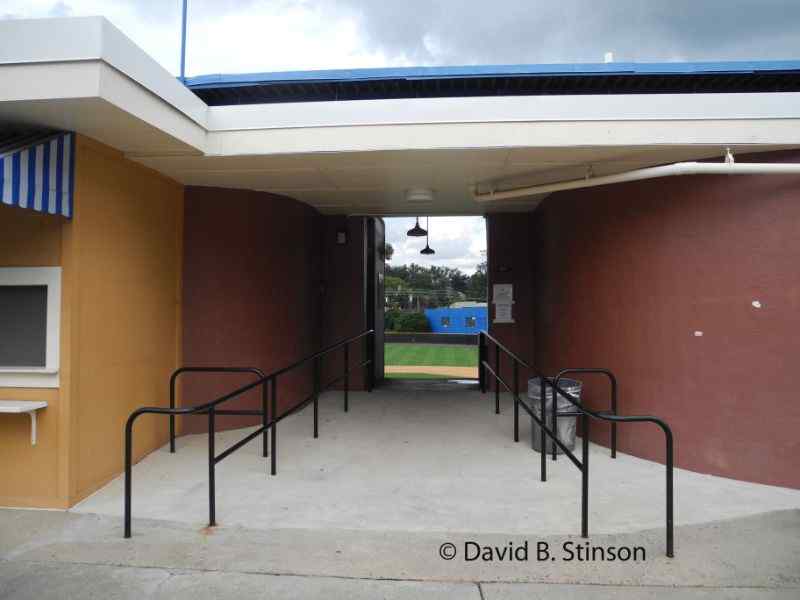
(124, 414, 135, 538)
(123, 331, 674, 556)
(479, 333, 486, 394)
(168, 367, 266, 455)
(464, 331, 675, 557)
(540, 377, 547, 481)
(611, 377, 618, 459)
(665, 428, 674, 557)
(494, 343, 500, 414)
(208, 406, 216, 527)
(552, 385, 558, 462)
(555, 369, 618, 459)
(123, 331, 375, 540)
(270, 377, 277, 476)
(313, 357, 319, 439)
(262, 380, 268, 458)
(513, 361, 519, 442)
(581, 413, 589, 538)
(169, 375, 176, 453)
(344, 343, 349, 412)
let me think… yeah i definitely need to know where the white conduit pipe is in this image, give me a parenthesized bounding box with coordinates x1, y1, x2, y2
(473, 161, 800, 202)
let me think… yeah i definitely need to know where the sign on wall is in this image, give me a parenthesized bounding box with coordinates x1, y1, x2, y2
(492, 283, 514, 323)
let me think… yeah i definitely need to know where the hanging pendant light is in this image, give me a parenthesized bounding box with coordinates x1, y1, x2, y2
(420, 216, 435, 255)
(407, 216, 428, 237)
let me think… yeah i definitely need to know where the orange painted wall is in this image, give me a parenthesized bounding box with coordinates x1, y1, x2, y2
(66, 136, 183, 503)
(0, 208, 65, 507)
(0, 135, 183, 508)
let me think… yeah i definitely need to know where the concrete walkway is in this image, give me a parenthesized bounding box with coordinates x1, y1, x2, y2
(1, 509, 798, 598)
(75, 389, 800, 536)
(2, 389, 799, 598)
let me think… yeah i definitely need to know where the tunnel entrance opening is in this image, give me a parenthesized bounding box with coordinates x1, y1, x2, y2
(377, 216, 488, 387)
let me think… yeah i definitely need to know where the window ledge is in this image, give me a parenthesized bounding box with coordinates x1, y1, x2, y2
(0, 370, 59, 389)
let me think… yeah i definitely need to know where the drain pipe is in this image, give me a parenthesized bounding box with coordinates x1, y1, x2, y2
(473, 150, 800, 202)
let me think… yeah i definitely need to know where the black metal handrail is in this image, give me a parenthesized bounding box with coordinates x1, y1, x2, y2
(168, 367, 267, 454)
(478, 330, 674, 557)
(550, 368, 617, 461)
(124, 329, 374, 538)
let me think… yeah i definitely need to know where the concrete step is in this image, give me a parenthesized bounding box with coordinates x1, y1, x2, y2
(1, 509, 799, 592)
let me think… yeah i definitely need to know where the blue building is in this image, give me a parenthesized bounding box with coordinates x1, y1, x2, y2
(424, 305, 488, 334)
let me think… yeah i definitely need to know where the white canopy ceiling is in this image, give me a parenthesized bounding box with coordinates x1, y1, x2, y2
(2, 17, 798, 215)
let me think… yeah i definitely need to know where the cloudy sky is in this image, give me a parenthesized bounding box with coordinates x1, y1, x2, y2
(3, 1, 798, 270)
(4, 1, 799, 76)
(385, 217, 486, 275)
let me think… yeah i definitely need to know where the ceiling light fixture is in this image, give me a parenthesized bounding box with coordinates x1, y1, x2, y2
(420, 216, 435, 255)
(407, 216, 428, 237)
(405, 188, 435, 204)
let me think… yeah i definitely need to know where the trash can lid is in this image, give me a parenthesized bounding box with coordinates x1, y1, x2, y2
(527, 376, 582, 390)
(527, 376, 582, 403)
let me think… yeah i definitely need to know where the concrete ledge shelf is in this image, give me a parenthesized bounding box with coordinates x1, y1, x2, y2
(0, 400, 48, 445)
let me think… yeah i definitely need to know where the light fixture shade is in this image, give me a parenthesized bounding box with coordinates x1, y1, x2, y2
(420, 216, 435, 254)
(406, 216, 427, 237)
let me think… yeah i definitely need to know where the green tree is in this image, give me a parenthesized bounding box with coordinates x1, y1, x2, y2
(384, 275, 406, 290)
(385, 262, 484, 307)
(450, 270, 469, 293)
(384, 308, 403, 330)
(395, 312, 431, 332)
(467, 261, 487, 300)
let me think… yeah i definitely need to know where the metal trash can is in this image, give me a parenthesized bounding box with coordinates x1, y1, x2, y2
(528, 377, 583, 454)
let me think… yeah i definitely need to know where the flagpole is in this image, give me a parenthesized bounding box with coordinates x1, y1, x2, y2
(179, 0, 188, 83)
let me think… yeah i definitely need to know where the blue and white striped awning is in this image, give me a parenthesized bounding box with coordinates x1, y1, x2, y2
(0, 132, 74, 219)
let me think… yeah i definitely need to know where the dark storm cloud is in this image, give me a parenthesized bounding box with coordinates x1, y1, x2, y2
(322, 0, 800, 64)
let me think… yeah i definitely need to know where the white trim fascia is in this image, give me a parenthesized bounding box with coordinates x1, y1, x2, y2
(0, 267, 61, 389)
(207, 92, 800, 132)
(0, 62, 102, 103)
(98, 63, 206, 152)
(0, 17, 207, 128)
(0, 61, 206, 154)
(204, 119, 800, 156)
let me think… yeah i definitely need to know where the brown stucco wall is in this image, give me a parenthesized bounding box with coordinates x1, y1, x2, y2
(181, 187, 323, 433)
(487, 213, 537, 389)
(0, 135, 184, 508)
(529, 152, 800, 488)
(319, 216, 368, 391)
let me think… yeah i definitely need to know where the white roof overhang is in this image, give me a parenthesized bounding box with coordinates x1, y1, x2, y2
(2, 17, 799, 215)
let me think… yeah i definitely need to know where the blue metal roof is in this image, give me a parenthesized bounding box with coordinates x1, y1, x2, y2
(186, 60, 800, 88)
(185, 60, 800, 105)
